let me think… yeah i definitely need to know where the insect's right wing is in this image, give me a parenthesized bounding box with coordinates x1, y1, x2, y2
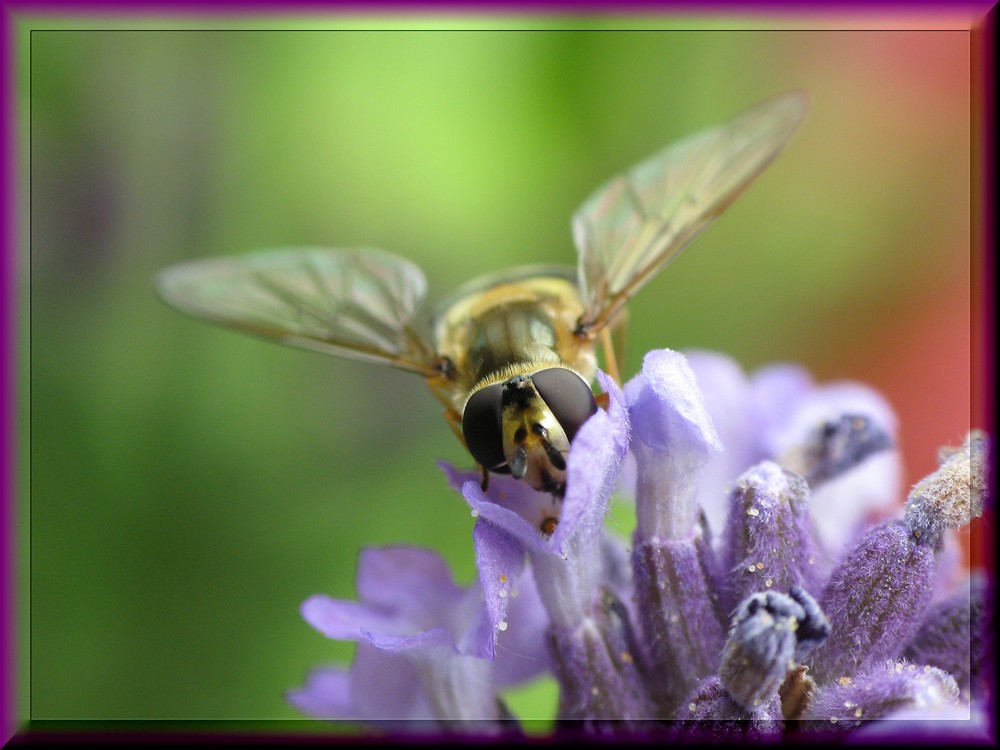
(572, 91, 808, 333)
(155, 248, 442, 377)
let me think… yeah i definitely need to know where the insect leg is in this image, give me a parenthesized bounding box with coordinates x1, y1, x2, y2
(599, 326, 622, 384)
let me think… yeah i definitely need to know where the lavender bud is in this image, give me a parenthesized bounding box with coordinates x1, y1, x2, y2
(677, 677, 782, 740)
(807, 521, 935, 684)
(802, 659, 960, 732)
(903, 579, 988, 700)
(720, 588, 828, 711)
(721, 462, 822, 612)
(632, 537, 726, 714)
(547, 588, 653, 723)
(905, 431, 988, 547)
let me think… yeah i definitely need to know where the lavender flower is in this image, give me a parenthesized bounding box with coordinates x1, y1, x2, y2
(286, 545, 549, 730)
(289, 350, 990, 740)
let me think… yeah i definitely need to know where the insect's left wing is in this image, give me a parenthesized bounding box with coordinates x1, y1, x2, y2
(155, 248, 441, 377)
(573, 91, 808, 333)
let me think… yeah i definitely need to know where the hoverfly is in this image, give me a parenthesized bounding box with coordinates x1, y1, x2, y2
(156, 92, 807, 497)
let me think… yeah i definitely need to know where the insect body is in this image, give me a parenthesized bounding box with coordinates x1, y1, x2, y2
(156, 92, 807, 496)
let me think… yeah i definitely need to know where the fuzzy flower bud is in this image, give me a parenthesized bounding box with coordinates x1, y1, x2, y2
(720, 462, 822, 612)
(903, 578, 988, 700)
(720, 587, 829, 711)
(905, 431, 989, 547)
(807, 521, 936, 684)
(802, 659, 960, 732)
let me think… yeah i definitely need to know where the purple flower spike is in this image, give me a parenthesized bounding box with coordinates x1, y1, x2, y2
(293, 344, 985, 736)
(720, 461, 822, 611)
(802, 659, 960, 732)
(807, 522, 936, 684)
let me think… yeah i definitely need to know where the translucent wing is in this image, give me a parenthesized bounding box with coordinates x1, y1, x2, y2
(155, 248, 441, 377)
(573, 91, 808, 332)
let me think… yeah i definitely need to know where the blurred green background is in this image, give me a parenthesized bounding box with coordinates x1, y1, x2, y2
(22, 22, 973, 722)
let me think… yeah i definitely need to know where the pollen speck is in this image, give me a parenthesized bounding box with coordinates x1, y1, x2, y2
(499, 575, 508, 583)
(854, 708, 863, 718)
(838, 677, 852, 686)
(670, 614, 680, 623)
(498, 589, 508, 598)
(497, 620, 508, 632)
(591, 687, 599, 697)
(765, 578, 773, 587)
(830, 717, 838, 724)
(747, 565, 757, 573)
(756, 562, 764, 569)
(688, 703, 697, 713)
(620, 651, 634, 665)
(747, 507, 760, 517)
(470, 509, 480, 518)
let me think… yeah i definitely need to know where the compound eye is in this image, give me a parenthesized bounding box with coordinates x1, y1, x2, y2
(462, 383, 506, 471)
(530, 368, 597, 443)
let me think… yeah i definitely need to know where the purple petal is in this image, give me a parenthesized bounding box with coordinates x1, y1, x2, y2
(685, 351, 766, 536)
(809, 453, 903, 556)
(762, 378, 898, 457)
(490, 566, 552, 687)
(300, 596, 408, 641)
(685, 354, 903, 548)
(466, 518, 529, 660)
(787, 414, 893, 487)
(848, 700, 989, 741)
(286, 666, 355, 719)
(748, 362, 816, 454)
(354, 546, 466, 628)
(350, 643, 436, 721)
(626, 349, 722, 541)
(462, 479, 548, 552)
(301, 595, 459, 653)
(549, 371, 629, 553)
(768, 379, 902, 552)
(440, 461, 556, 532)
